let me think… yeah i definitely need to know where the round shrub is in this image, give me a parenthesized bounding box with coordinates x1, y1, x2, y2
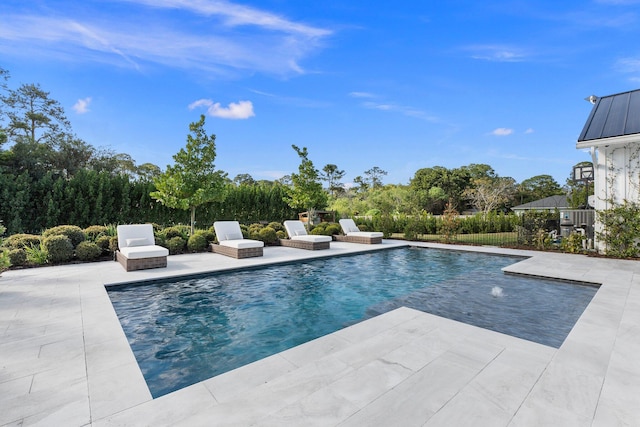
(162, 226, 189, 240)
(2, 233, 41, 250)
(200, 228, 216, 243)
(42, 225, 85, 248)
(83, 225, 108, 242)
(239, 224, 249, 238)
(95, 235, 112, 253)
(276, 230, 285, 239)
(43, 235, 74, 263)
(76, 241, 102, 261)
(166, 236, 186, 255)
(267, 222, 284, 232)
(8, 248, 27, 266)
(258, 227, 278, 244)
(187, 233, 208, 252)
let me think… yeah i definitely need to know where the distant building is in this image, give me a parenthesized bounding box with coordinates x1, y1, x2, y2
(511, 195, 569, 215)
(576, 88, 640, 251)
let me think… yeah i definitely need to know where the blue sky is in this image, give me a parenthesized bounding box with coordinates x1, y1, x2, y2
(1, 0, 640, 186)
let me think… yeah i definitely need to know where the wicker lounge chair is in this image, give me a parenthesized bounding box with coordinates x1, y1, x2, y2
(280, 220, 332, 250)
(211, 221, 264, 259)
(116, 224, 169, 271)
(336, 219, 383, 244)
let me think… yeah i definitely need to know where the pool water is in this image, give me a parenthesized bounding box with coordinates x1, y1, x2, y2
(107, 248, 598, 398)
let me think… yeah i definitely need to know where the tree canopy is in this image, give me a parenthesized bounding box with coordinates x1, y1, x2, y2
(151, 115, 227, 234)
(284, 145, 328, 225)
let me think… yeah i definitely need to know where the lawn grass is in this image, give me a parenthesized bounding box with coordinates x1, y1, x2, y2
(391, 232, 519, 246)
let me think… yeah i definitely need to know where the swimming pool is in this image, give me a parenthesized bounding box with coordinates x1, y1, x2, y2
(107, 247, 598, 398)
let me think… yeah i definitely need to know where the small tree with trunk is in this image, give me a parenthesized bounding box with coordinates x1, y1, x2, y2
(284, 145, 328, 228)
(151, 115, 227, 234)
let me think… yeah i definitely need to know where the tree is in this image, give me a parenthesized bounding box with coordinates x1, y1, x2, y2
(409, 166, 471, 214)
(151, 115, 227, 234)
(233, 173, 256, 186)
(1, 83, 71, 145)
(464, 176, 516, 216)
(320, 164, 346, 197)
(284, 145, 327, 227)
(364, 166, 387, 188)
(353, 175, 369, 193)
(566, 162, 594, 208)
(516, 174, 564, 205)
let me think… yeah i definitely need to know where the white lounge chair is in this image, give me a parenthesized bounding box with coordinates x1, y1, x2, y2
(116, 224, 169, 271)
(281, 220, 332, 250)
(211, 221, 264, 259)
(336, 219, 383, 244)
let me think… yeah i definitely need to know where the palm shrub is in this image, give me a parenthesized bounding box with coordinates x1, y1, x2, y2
(76, 241, 103, 261)
(43, 235, 74, 263)
(42, 225, 85, 248)
(25, 243, 48, 265)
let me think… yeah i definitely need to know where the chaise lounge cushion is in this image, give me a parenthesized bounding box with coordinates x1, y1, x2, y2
(339, 219, 383, 238)
(219, 239, 264, 249)
(291, 234, 332, 243)
(214, 221, 264, 248)
(119, 245, 168, 259)
(284, 220, 332, 243)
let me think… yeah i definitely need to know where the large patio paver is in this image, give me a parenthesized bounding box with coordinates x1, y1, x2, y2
(1, 240, 639, 426)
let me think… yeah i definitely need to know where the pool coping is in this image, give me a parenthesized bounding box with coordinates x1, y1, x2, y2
(1, 240, 639, 425)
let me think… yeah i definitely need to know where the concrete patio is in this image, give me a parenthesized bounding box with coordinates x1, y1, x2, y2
(1, 240, 639, 426)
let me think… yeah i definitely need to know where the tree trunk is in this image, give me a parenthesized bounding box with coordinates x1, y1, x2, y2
(190, 206, 196, 235)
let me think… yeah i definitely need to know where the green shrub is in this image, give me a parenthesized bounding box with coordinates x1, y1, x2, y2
(76, 241, 103, 261)
(257, 227, 278, 244)
(161, 226, 189, 240)
(187, 233, 209, 252)
(109, 236, 119, 252)
(200, 227, 216, 243)
(166, 236, 186, 255)
(83, 225, 109, 241)
(310, 222, 341, 236)
(276, 230, 285, 239)
(95, 235, 112, 253)
(2, 233, 41, 250)
(25, 243, 48, 265)
(8, 248, 27, 266)
(239, 224, 249, 238)
(42, 225, 85, 248)
(43, 235, 74, 263)
(0, 249, 10, 272)
(267, 222, 284, 232)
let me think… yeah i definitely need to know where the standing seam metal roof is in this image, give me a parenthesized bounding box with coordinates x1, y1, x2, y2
(578, 88, 640, 142)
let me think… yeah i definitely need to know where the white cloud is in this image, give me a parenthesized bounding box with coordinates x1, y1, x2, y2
(360, 101, 440, 123)
(189, 99, 255, 119)
(524, 128, 534, 134)
(73, 97, 92, 114)
(349, 91, 376, 98)
(491, 128, 514, 136)
(465, 45, 528, 62)
(0, 0, 332, 77)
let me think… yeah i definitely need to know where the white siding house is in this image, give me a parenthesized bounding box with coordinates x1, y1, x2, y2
(576, 89, 640, 251)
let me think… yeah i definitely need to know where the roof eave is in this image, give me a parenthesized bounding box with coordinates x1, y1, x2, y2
(577, 133, 640, 149)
